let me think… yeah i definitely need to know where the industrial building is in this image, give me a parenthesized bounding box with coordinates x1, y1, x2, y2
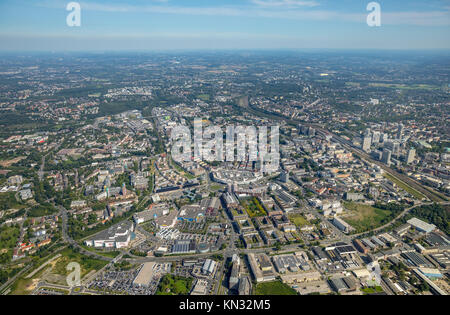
(332, 217, 353, 234)
(172, 239, 196, 254)
(407, 217, 436, 234)
(328, 276, 357, 293)
(272, 252, 311, 274)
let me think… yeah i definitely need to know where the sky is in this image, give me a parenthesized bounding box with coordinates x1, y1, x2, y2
(0, 0, 449, 51)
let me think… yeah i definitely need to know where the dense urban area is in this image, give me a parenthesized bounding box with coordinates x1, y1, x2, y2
(0, 51, 449, 296)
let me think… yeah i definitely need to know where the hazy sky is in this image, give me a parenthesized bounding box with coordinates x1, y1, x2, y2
(0, 0, 449, 51)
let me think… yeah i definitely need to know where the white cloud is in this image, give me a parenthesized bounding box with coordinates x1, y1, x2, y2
(36, 0, 450, 26)
(250, 0, 319, 7)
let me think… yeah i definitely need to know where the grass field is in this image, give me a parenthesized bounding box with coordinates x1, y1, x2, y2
(80, 245, 121, 259)
(255, 281, 297, 295)
(197, 94, 210, 101)
(0, 156, 26, 167)
(0, 225, 20, 252)
(10, 264, 52, 295)
(210, 184, 224, 191)
(51, 247, 108, 280)
(156, 274, 193, 295)
(383, 173, 426, 200)
(361, 286, 384, 294)
(10, 247, 109, 294)
(289, 214, 310, 228)
(343, 202, 393, 233)
(28, 204, 59, 217)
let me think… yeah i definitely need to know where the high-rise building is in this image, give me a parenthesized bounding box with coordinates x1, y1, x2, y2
(362, 136, 372, 152)
(384, 140, 400, 156)
(382, 149, 392, 166)
(407, 148, 416, 164)
(372, 131, 381, 144)
(280, 171, 289, 183)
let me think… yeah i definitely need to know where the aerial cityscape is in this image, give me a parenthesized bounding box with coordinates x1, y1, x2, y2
(0, 0, 449, 302)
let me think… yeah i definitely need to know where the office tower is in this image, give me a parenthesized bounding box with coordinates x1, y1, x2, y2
(382, 149, 392, 166)
(384, 140, 400, 156)
(280, 171, 289, 183)
(362, 136, 372, 152)
(407, 148, 416, 164)
(372, 131, 381, 144)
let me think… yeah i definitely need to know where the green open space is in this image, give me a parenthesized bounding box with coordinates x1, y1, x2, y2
(0, 225, 20, 263)
(197, 94, 210, 101)
(79, 245, 121, 259)
(361, 286, 384, 294)
(242, 197, 267, 218)
(210, 184, 224, 191)
(10, 246, 109, 294)
(53, 248, 109, 279)
(156, 274, 193, 295)
(255, 280, 297, 295)
(0, 192, 24, 211)
(28, 204, 59, 218)
(343, 202, 394, 233)
(289, 213, 310, 228)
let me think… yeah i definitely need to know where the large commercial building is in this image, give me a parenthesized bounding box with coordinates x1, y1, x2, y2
(177, 205, 204, 222)
(133, 203, 170, 224)
(84, 221, 134, 249)
(332, 217, 352, 234)
(172, 239, 196, 254)
(202, 259, 217, 275)
(247, 253, 276, 283)
(133, 203, 178, 228)
(407, 217, 436, 234)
